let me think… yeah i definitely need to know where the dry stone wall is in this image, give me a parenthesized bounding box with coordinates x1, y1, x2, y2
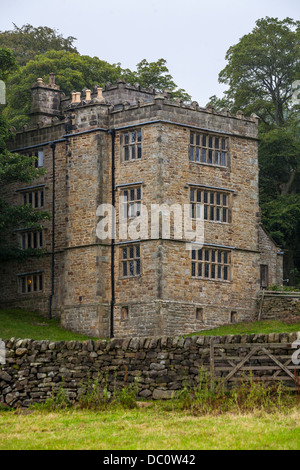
(1, 332, 299, 408)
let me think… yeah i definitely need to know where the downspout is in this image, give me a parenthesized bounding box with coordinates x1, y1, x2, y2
(49, 142, 56, 320)
(108, 129, 115, 338)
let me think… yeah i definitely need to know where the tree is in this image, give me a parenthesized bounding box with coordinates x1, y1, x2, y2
(0, 48, 17, 80)
(211, 17, 300, 285)
(216, 17, 300, 126)
(0, 24, 78, 67)
(0, 50, 49, 260)
(123, 58, 191, 101)
(4, 50, 124, 129)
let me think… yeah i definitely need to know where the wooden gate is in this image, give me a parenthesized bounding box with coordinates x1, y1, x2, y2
(210, 339, 300, 389)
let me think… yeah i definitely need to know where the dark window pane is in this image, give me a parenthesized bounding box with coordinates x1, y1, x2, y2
(136, 187, 141, 200)
(190, 133, 194, 144)
(190, 189, 195, 202)
(223, 195, 227, 206)
(192, 250, 196, 260)
(210, 193, 214, 204)
(129, 261, 134, 276)
(223, 208, 227, 222)
(29, 193, 32, 205)
(39, 274, 43, 291)
(123, 262, 127, 277)
(33, 275, 37, 292)
(196, 148, 200, 162)
(221, 152, 226, 166)
(22, 234, 26, 250)
(130, 189, 135, 201)
(202, 135, 206, 147)
(215, 151, 220, 164)
(216, 207, 221, 221)
(218, 265, 222, 279)
(208, 137, 213, 148)
(205, 250, 209, 261)
(197, 190, 201, 202)
(124, 133, 129, 145)
(23, 194, 27, 205)
(216, 193, 221, 205)
(208, 150, 213, 164)
(215, 137, 219, 149)
(27, 233, 32, 248)
(39, 231, 43, 247)
(224, 252, 228, 264)
(136, 259, 141, 275)
(131, 146, 135, 160)
(221, 138, 226, 150)
(196, 134, 200, 146)
(191, 262, 196, 277)
(137, 130, 142, 142)
(137, 144, 142, 159)
(190, 147, 194, 161)
(198, 249, 202, 260)
(202, 149, 206, 163)
(211, 264, 216, 278)
(198, 263, 202, 277)
(211, 250, 216, 262)
(131, 132, 136, 143)
(224, 266, 228, 280)
(218, 251, 222, 263)
(210, 206, 214, 220)
(136, 245, 140, 258)
(204, 205, 208, 220)
(124, 146, 129, 161)
(129, 246, 134, 258)
(205, 264, 209, 278)
(33, 232, 37, 248)
(40, 190, 44, 207)
(123, 248, 127, 259)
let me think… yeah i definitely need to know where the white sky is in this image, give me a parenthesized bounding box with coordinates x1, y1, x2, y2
(0, 0, 299, 105)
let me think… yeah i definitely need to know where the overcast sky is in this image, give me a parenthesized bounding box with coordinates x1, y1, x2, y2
(0, 0, 299, 105)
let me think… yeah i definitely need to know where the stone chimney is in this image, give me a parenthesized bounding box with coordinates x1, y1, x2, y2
(30, 74, 63, 126)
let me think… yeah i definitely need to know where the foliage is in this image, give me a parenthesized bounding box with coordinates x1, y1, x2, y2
(124, 58, 191, 101)
(0, 23, 78, 66)
(4, 50, 124, 129)
(216, 17, 300, 126)
(175, 369, 295, 415)
(210, 16, 300, 284)
(0, 48, 17, 81)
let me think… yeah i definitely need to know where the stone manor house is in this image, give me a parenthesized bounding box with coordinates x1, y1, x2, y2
(0, 74, 283, 338)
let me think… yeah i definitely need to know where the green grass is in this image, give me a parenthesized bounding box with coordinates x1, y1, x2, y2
(0, 405, 299, 450)
(187, 319, 300, 337)
(0, 308, 300, 342)
(0, 308, 94, 341)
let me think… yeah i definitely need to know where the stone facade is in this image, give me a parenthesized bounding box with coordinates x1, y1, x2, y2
(0, 75, 283, 338)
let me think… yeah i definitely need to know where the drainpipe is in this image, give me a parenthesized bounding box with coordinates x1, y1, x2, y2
(108, 129, 115, 338)
(49, 142, 56, 320)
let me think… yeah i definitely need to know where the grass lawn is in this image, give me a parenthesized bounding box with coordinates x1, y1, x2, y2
(0, 405, 299, 450)
(188, 319, 300, 337)
(0, 308, 300, 342)
(0, 308, 95, 341)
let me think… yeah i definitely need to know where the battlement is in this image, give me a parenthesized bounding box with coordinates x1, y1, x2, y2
(22, 75, 258, 141)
